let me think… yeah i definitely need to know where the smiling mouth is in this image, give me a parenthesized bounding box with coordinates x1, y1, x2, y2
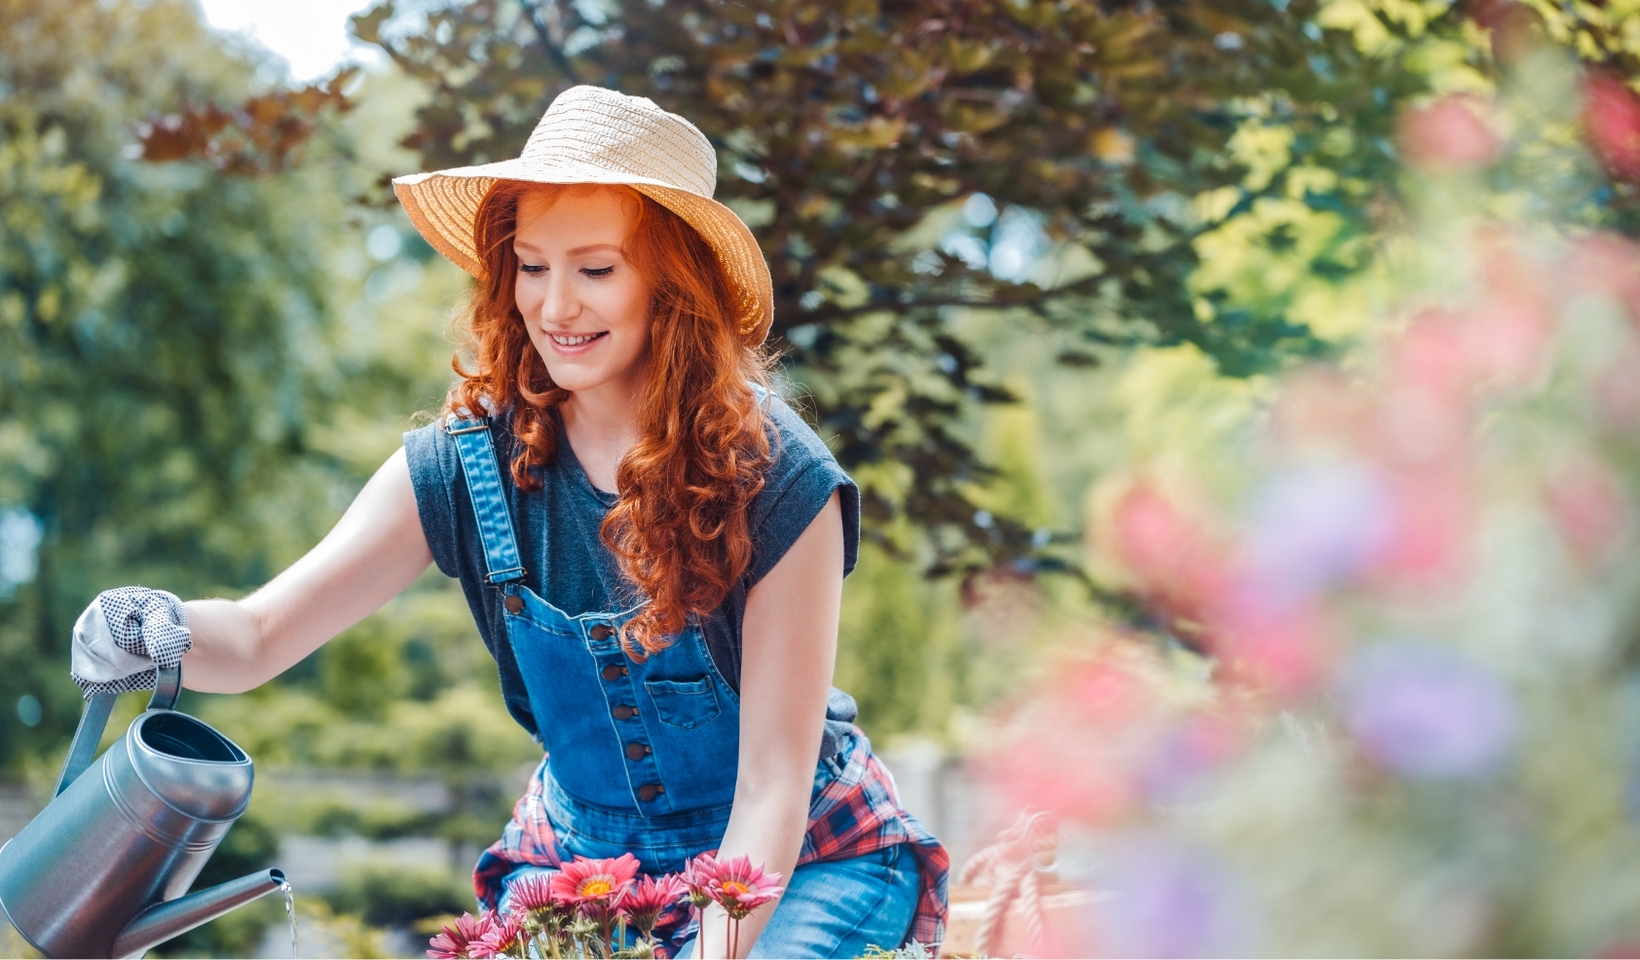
(551, 332, 607, 347)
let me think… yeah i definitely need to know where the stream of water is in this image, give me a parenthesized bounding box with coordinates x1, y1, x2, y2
(280, 880, 297, 958)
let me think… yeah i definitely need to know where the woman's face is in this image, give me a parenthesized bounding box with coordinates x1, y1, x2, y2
(513, 187, 652, 397)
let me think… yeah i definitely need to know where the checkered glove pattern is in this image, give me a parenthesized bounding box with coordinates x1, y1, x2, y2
(70, 586, 191, 698)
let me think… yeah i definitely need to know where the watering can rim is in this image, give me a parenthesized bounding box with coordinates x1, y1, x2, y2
(123, 710, 254, 826)
(127, 710, 252, 767)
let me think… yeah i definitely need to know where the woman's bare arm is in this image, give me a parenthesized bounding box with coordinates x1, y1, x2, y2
(181, 447, 433, 693)
(698, 491, 844, 958)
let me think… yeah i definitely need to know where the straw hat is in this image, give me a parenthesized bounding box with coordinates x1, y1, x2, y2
(392, 85, 773, 345)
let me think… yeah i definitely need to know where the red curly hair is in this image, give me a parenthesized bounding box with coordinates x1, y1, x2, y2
(449, 181, 772, 657)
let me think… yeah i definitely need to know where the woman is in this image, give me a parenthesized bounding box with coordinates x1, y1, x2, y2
(68, 86, 947, 957)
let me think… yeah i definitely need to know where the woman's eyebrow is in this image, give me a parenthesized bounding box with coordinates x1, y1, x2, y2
(512, 240, 623, 256)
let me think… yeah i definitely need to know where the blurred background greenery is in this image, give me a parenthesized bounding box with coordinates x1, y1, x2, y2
(5, 0, 1640, 955)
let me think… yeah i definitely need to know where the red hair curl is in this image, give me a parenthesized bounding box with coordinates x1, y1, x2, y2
(449, 181, 772, 657)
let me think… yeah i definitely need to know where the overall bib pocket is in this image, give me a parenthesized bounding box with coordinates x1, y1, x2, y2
(645, 677, 722, 728)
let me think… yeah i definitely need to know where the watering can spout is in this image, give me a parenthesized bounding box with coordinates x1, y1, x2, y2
(108, 868, 286, 959)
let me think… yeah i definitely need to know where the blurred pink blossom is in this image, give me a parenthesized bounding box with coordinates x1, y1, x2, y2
(1398, 95, 1504, 173)
(1393, 310, 1479, 400)
(1376, 381, 1470, 466)
(1208, 586, 1333, 697)
(1371, 468, 1475, 588)
(987, 647, 1259, 826)
(987, 658, 1148, 823)
(1267, 367, 1371, 452)
(1384, 297, 1551, 413)
(1544, 457, 1632, 565)
(1584, 74, 1640, 181)
(1110, 482, 1334, 700)
(1110, 484, 1230, 614)
(1466, 301, 1552, 389)
(1595, 347, 1640, 430)
(1567, 235, 1640, 327)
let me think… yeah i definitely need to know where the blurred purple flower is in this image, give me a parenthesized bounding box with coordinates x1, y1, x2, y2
(1242, 461, 1391, 606)
(1339, 644, 1519, 779)
(1100, 837, 1251, 958)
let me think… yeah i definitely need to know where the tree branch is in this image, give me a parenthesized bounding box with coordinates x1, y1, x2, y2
(817, 269, 1108, 322)
(520, 0, 582, 85)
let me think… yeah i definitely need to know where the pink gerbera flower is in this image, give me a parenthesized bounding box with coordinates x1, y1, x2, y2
(507, 872, 558, 916)
(703, 854, 784, 921)
(625, 873, 689, 937)
(427, 911, 494, 959)
(471, 911, 526, 959)
(680, 852, 718, 910)
(549, 853, 641, 923)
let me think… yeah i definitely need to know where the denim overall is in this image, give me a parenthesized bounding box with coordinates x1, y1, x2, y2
(447, 416, 923, 956)
(447, 415, 742, 867)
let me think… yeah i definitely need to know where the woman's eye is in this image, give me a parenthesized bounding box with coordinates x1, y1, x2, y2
(519, 263, 546, 276)
(583, 266, 615, 278)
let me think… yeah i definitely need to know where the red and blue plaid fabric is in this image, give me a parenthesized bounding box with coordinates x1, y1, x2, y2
(473, 727, 951, 953)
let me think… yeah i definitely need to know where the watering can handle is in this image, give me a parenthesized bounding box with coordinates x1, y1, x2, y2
(54, 664, 182, 797)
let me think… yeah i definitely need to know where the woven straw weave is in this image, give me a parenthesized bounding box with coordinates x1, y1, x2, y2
(392, 85, 773, 344)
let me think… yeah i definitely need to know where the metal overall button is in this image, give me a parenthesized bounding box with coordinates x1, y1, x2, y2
(612, 705, 638, 720)
(503, 595, 524, 614)
(637, 783, 665, 802)
(589, 624, 614, 640)
(624, 742, 652, 761)
(601, 663, 628, 681)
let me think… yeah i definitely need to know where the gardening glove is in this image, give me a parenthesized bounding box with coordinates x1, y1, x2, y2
(70, 586, 191, 698)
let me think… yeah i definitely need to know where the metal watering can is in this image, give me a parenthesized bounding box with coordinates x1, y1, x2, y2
(0, 664, 284, 958)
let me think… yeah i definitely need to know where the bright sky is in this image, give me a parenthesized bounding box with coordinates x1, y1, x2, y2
(196, 0, 383, 82)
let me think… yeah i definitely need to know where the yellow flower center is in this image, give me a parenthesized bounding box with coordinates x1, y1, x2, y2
(580, 878, 613, 897)
(720, 880, 750, 897)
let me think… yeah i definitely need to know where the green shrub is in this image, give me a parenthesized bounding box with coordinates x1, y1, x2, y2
(324, 861, 473, 928)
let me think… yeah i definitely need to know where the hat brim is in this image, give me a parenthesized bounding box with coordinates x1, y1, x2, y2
(393, 159, 774, 345)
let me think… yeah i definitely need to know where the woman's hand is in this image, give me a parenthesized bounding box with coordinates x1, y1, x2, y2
(70, 587, 191, 696)
(181, 447, 434, 693)
(699, 491, 844, 958)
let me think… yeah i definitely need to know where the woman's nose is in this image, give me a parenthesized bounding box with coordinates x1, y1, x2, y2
(538, 269, 580, 325)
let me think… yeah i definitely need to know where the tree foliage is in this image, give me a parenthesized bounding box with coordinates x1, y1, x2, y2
(132, 67, 357, 176)
(0, 0, 362, 765)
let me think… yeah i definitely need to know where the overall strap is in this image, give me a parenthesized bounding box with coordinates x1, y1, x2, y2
(445, 415, 527, 586)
